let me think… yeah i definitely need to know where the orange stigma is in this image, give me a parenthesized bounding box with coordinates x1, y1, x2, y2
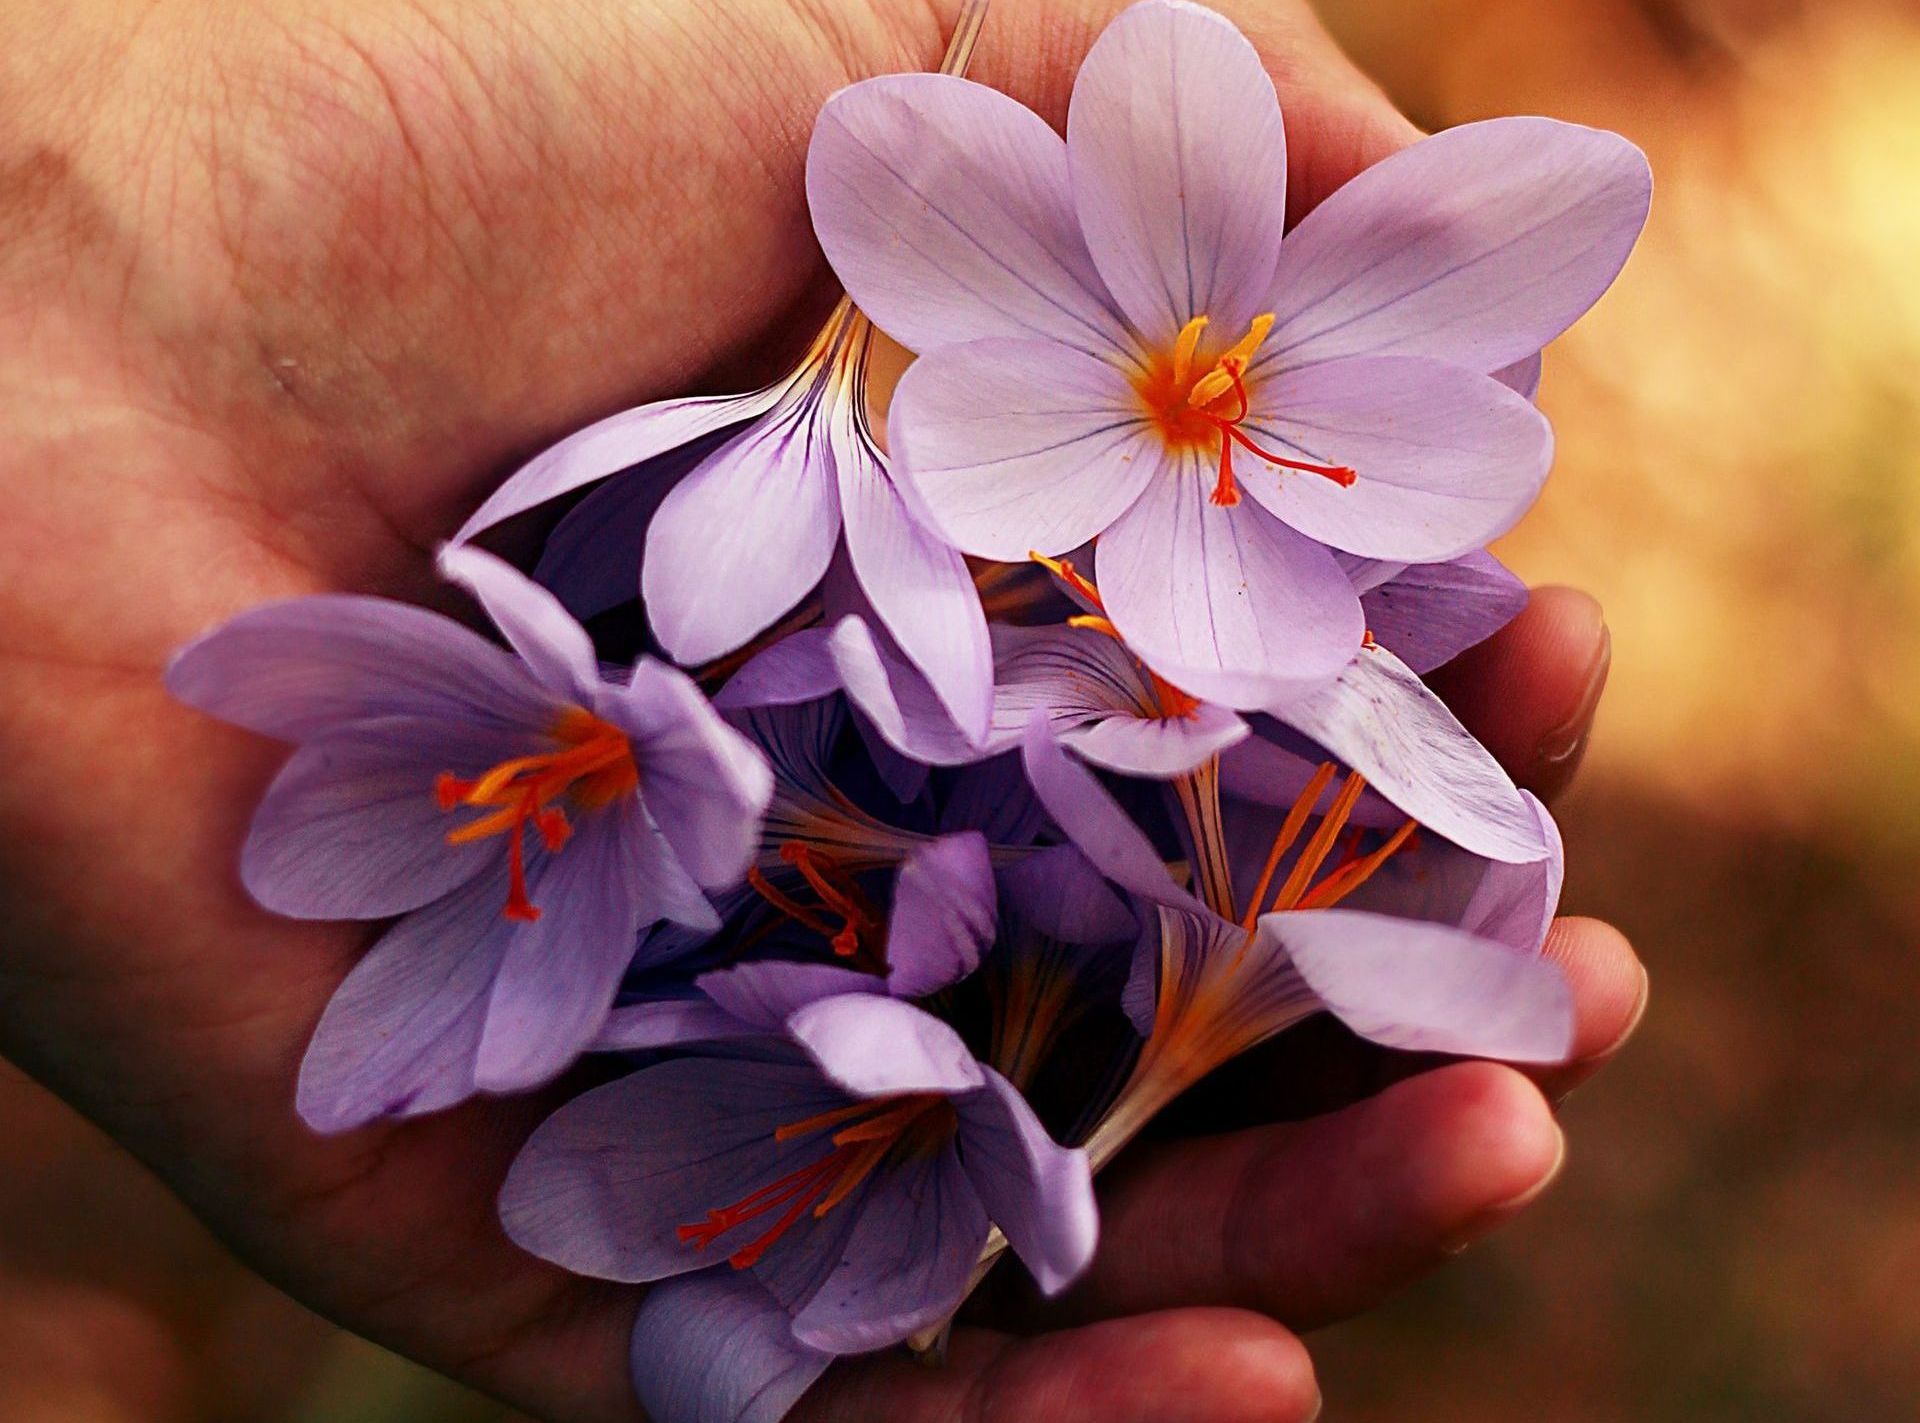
(747, 842, 887, 962)
(1137, 314, 1357, 507)
(1241, 761, 1418, 929)
(678, 1095, 957, 1268)
(435, 706, 637, 922)
(1030, 554, 1204, 722)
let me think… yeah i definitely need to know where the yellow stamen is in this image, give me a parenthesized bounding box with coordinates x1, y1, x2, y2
(1170, 314, 1210, 390)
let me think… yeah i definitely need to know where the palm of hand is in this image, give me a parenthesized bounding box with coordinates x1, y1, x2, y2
(0, 4, 1643, 1421)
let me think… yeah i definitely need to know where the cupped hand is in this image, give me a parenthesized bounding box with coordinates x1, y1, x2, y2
(0, 3, 1644, 1420)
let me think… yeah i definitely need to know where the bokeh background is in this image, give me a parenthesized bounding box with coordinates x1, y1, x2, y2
(5, 0, 1918, 1418)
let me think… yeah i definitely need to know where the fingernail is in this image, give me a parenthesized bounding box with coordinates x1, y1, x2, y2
(1537, 624, 1611, 766)
(1442, 1124, 1567, 1256)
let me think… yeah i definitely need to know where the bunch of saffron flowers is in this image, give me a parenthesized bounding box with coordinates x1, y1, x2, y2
(166, 3, 1651, 1420)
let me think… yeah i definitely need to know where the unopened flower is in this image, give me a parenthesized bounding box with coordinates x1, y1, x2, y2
(167, 546, 772, 1128)
(807, 0, 1649, 706)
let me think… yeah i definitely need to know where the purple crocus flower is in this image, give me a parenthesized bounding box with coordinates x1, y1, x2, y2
(807, 0, 1650, 707)
(166, 546, 773, 1129)
(1016, 716, 1571, 1165)
(1345, 549, 1530, 675)
(499, 990, 1097, 1353)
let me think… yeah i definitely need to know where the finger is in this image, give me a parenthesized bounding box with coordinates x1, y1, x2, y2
(1429, 585, 1612, 802)
(990, 1062, 1561, 1335)
(967, 0, 1421, 217)
(1530, 915, 1648, 1100)
(797, 1307, 1320, 1423)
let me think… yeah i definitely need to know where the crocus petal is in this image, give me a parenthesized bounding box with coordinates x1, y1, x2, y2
(1099, 457, 1363, 706)
(713, 628, 843, 711)
(532, 439, 713, 622)
(500, 1055, 851, 1283)
(630, 1271, 835, 1423)
(1494, 352, 1543, 401)
(939, 752, 1050, 845)
(1065, 0, 1287, 343)
(642, 396, 842, 665)
(616, 659, 775, 891)
(628, 802, 725, 933)
(990, 622, 1247, 776)
(698, 961, 883, 1031)
(475, 812, 645, 1093)
(167, 596, 555, 743)
(1239, 356, 1552, 562)
(437, 544, 601, 702)
(996, 844, 1138, 944)
(838, 421, 994, 741)
(1259, 116, 1652, 373)
(1272, 906, 1575, 1063)
(788, 994, 985, 1098)
(807, 73, 1132, 356)
(1459, 791, 1564, 952)
(1354, 550, 1528, 673)
(826, 616, 980, 767)
(1270, 643, 1545, 861)
(592, 997, 760, 1051)
(1019, 715, 1207, 914)
(789, 1146, 988, 1352)
(885, 831, 996, 998)
(453, 388, 785, 544)
(296, 867, 514, 1132)
(889, 337, 1156, 561)
(956, 1069, 1098, 1294)
(242, 717, 520, 920)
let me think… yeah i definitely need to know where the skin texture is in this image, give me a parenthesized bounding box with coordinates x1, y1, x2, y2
(0, 2, 1647, 1420)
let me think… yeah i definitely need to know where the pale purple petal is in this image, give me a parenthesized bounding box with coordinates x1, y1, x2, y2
(1494, 352, 1543, 401)
(1360, 550, 1528, 674)
(642, 395, 842, 665)
(499, 1056, 848, 1282)
(615, 659, 775, 891)
(1272, 906, 1575, 1063)
(956, 1069, 1098, 1294)
(788, 995, 985, 1098)
(997, 844, 1137, 944)
(885, 831, 996, 998)
(889, 337, 1155, 560)
(1259, 117, 1652, 373)
(242, 717, 519, 920)
(939, 753, 1049, 845)
(1099, 456, 1363, 706)
(1238, 356, 1552, 562)
(628, 803, 725, 933)
(453, 387, 785, 544)
(296, 866, 514, 1132)
(630, 1271, 835, 1423)
(698, 961, 883, 1031)
(1459, 791, 1563, 952)
(1066, 0, 1287, 343)
(592, 997, 759, 1051)
(475, 812, 645, 1093)
(167, 596, 555, 743)
(713, 628, 843, 711)
(1067, 704, 1248, 778)
(1268, 643, 1548, 863)
(826, 616, 980, 767)
(1019, 715, 1207, 914)
(437, 544, 600, 701)
(789, 1146, 987, 1352)
(838, 422, 994, 741)
(807, 73, 1132, 356)
(532, 439, 714, 622)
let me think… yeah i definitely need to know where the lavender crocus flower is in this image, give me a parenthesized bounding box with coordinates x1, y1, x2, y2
(500, 990, 1097, 1353)
(166, 546, 772, 1129)
(1345, 550, 1530, 675)
(807, 0, 1650, 707)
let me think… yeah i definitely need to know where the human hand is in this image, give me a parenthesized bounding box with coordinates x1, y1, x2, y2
(0, 2, 1644, 1419)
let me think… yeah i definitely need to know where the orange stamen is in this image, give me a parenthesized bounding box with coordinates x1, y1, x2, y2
(1240, 761, 1337, 930)
(1030, 551, 1106, 611)
(1270, 771, 1369, 913)
(1296, 819, 1420, 910)
(436, 707, 637, 922)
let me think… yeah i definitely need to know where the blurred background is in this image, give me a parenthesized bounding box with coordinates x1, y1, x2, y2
(4, 0, 1917, 1418)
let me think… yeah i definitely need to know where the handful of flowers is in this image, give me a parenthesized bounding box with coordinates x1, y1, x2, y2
(166, 3, 1649, 1419)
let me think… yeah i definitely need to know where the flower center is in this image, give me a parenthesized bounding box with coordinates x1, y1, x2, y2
(1239, 761, 1419, 930)
(1136, 313, 1358, 507)
(746, 841, 888, 965)
(435, 706, 638, 923)
(678, 1095, 958, 1269)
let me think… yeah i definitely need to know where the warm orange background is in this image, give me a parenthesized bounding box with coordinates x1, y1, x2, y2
(5, 1, 1918, 1419)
